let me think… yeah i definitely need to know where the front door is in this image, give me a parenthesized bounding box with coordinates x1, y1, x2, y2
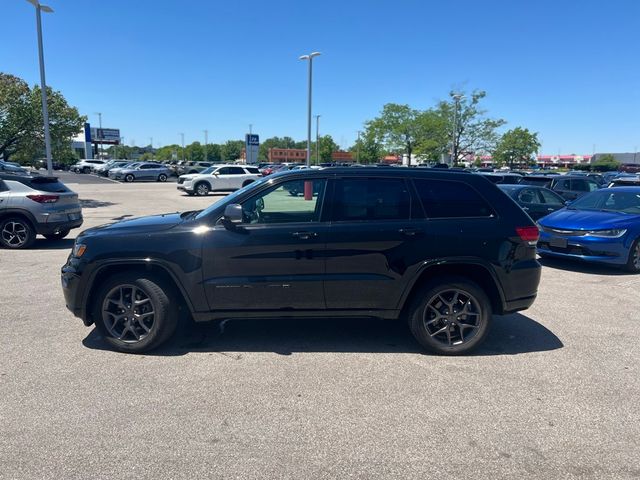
(202, 177, 328, 311)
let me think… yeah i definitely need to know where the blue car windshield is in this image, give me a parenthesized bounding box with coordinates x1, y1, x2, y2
(195, 176, 271, 220)
(570, 190, 640, 214)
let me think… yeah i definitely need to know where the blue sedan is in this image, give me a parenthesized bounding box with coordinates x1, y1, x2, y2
(537, 187, 640, 272)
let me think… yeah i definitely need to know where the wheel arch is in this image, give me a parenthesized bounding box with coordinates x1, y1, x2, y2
(83, 261, 195, 326)
(0, 209, 38, 231)
(399, 261, 506, 317)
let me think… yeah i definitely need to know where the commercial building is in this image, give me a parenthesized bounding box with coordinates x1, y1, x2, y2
(268, 148, 306, 163)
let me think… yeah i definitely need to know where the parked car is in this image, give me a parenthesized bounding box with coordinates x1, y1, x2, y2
(608, 176, 640, 187)
(538, 187, 640, 271)
(62, 167, 541, 354)
(0, 161, 30, 175)
(518, 174, 555, 188)
(0, 173, 82, 248)
(498, 185, 566, 220)
(570, 171, 606, 186)
(479, 172, 523, 184)
(93, 160, 130, 177)
(71, 159, 107, 174)
(548, 175, 600, 201)
(176, 161, 214, 176)
(110, 162, 171, 182)
(619, 163, 640, 173)
(177, 164, 262, 195)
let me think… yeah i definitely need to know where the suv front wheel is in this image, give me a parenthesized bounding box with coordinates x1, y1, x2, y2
(407, 277, 491, 355)
(93, 274, 179, 353)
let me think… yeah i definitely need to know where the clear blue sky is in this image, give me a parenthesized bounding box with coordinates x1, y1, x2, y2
(3, 0, 639, 154)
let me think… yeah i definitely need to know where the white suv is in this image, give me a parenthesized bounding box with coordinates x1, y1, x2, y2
(71, 159, 107, 174)
(177, 165, 262, 196)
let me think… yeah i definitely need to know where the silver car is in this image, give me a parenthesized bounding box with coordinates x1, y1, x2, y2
(111, 162, 172, 182)
(0, 174, 83, 249)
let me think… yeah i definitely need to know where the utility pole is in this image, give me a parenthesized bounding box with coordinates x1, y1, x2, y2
(299, 52, 321, 167)
(94, 112, 103, 159)
(149, 137, 153, 159)
(314, 115, 321, 164)
(180, 133, 185, 161)
(203, 129, 208, 161)
(356, 130, 361, 164)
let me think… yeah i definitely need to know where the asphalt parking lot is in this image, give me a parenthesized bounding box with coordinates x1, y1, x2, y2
(1, 178, 639, 479)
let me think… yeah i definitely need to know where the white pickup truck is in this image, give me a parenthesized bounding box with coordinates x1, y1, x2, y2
(177, 164, 262, 196)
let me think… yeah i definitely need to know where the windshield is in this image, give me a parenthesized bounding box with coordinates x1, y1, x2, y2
(569, 190, 640, 214)
(195, 176, 271, 220)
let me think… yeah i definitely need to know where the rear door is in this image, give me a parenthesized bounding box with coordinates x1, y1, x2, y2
(515, 187, 548, 220)
(323, 176, 431, 311)
(215, 166, 247, 190)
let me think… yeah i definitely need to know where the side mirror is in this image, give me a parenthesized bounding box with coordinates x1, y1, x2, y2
(222, 204, 243, 227)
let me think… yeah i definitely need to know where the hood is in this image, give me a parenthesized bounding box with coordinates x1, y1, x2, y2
(539, 208, 639, 230)
(80, 212, 185, 237)
(179, 173, 200, 181)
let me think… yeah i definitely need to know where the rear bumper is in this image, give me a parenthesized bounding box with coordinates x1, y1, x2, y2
(36, 218, 83, 235)
(503, 294, 537, 314)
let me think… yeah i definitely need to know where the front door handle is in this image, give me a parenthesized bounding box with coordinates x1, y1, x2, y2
(399, 228, 422, 237)
(292, 231, 318, 240)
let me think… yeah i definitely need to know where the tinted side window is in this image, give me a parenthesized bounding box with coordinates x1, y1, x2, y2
(539, 189, 564, 206)
(246, 167, 260, 174)
(555, 179, 571, 190)
(27, 179, 70, 193)
(571, 179, 590, 192)
(414, 179, 494, 218)
(217, 167, 231, 174)
(517, 188, 538, 204)
(332, 178, 411, 221)
(228, 167, 246, 175)
(0, 180, 8, 192)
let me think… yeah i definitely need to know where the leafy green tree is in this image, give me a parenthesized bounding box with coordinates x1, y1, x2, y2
(205, 143, 221, 162)
(435, 90, 506, 164)
(316, 134, 340, 163)
(592, 154, 620, 172)
(186, 141, 204, 162)
(493, 127, 541, 168)
(0, 73, 85, 163)
(221, 140, 244, 162)
(349, 129, 385, 164)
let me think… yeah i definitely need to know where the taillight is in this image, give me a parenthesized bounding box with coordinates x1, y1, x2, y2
(516, 226, 539, 245)
(26, 194, 59, 203)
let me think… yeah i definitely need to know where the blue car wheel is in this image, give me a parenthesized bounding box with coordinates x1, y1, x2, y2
(626, 238, 640, 273)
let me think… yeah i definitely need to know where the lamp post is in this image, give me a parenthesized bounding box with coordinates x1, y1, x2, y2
(179, 133, 185, 161)
(314, 115, 321, 164)
(451, 93, 465, 166)
(25, 0, 54, 175)
(299, 52, 321, 167)
(94, 112, 103, 159)
(203, 130, 208, 162)
(356, 130, 361, 164)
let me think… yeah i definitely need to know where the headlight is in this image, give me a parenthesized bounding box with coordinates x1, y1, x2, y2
(72, 243, 87, 257)
(585, 229, 627, 238)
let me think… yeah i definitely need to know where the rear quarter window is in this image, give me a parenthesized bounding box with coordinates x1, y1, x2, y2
(413, 179, 494, 218)
(28, 178, 70, 193)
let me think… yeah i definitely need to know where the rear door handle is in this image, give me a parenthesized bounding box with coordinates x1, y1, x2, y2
(399, 228, 422, 237)
(292, 231, 318, 240)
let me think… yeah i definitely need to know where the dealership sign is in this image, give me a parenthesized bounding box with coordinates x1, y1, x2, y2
(245, 134, 259, 164)
(90, 128, 121, 144)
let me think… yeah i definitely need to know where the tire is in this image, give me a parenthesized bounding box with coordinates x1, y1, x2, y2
(195, 182, 210, 196)
(93, 274, 179, 353)
(407, 276, 492, 355)
(43, 228, 70, 240)
(0, 216, 36, 249)
(158, 174, 168, 182)
(124, 174, 135, 183)
(625, 238, 640, 273)
(83, 167, 91, 174)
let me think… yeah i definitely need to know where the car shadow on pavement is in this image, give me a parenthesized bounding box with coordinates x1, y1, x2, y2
(80, 199, 117, 209)
(539, 256, 631, 276)
(31, 238, 75, 250)
(82, 313, 563, 357)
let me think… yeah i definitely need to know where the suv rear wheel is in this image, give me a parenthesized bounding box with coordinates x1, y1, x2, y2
(0, 217, 36, 249)
(93, 274, 178, 353)
(408, 277, 491, 355)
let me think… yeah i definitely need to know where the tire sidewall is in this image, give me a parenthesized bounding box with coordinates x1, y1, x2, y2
(158, 174, 167, 182)
(92, 274, 178, 353)
(125, 174, 134, 183)
(408, 277, 492, 355)
(195, 182, 209, 196)
(625, 237, 640, 273)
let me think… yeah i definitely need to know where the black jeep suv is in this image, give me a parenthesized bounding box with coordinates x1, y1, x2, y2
(61, 168, 541, 354)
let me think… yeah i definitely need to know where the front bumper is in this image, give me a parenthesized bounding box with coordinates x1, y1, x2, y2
(177, 183, 194, 192)
(61, 260, 86, 322)
(538, 230, 629, 266)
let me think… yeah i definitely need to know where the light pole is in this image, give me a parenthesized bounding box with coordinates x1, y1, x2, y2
(25, 0, 54, 175)
(179, 133, 185, 161)
(451, 93, 465, 166)
(356, 130, 361, 164)
(314, 115, 321, 164)
(299, 52, 321, 167)
(149, 137, 153, 159)
(94, 112, 103, 159)
(203, 130, 208, 162)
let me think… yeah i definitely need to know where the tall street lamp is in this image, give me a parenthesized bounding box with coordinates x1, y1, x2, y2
(94, 112, 103, 159)
(356, 130, 361, 164)
(203, 130, 208, 161)
(179, 133, 185, 161)
(451, 93, 465, 166)
(25, 0, 54, 175)
(314, 115, 321, 164)
(299, 52, 321, 167)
